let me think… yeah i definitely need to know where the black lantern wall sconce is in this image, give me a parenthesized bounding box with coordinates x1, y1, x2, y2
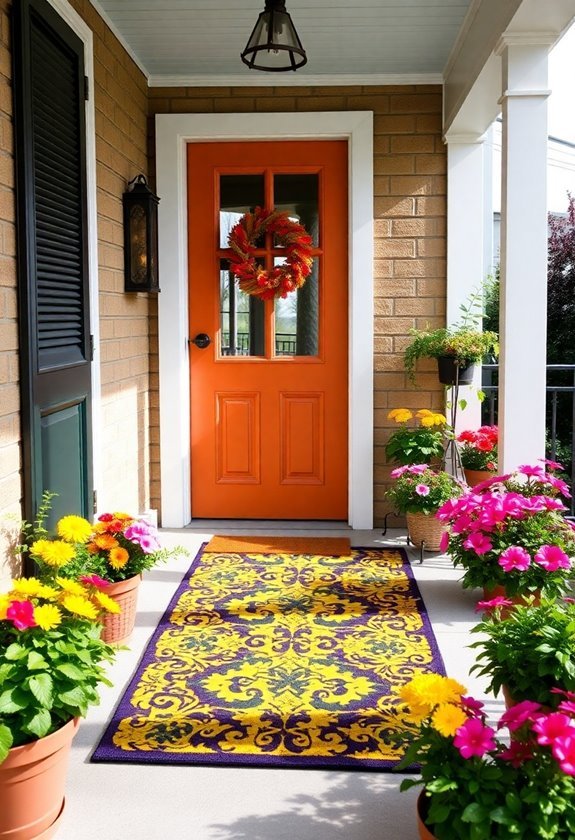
(123, 174, 160, 293)
(241, 0, 307, 72)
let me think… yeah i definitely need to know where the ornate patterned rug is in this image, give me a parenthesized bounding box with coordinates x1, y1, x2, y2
(91, 544, 444, 769)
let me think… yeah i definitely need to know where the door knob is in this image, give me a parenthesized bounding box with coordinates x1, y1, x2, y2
(190, 333, 211, 349)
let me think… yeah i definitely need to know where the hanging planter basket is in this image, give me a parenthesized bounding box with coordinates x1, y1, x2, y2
(436, 356, 475, 386)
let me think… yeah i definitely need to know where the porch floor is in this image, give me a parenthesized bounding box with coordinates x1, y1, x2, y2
(58, 525, 498, 840)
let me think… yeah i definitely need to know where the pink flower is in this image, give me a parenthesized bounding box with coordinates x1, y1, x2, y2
(534, 545, 571, 572)
(558, 701, 575, 715)
(460, 696, 485, 716)
(473, 474, 511, 492)
(6, 600, 37, 630)
(415, 484, 430, 496)
(499, 740, 534, 768)
(541, 458, 564, 472)
(451, 514, 474, 535)
(439, 530, 450, 553)
(499, 700, 542, 732)
(475, 596, 513, 613)
(552, 734, 575, 775)
(454, 718, 496, 759)
(79, 574, 110, 588)
(408, 464, 429, 475)
(547, 475, 571, 497)
(390, 466, 409, 479)
(463, 532, 493, 555)
(498, 546, 531, 572)
(532, 712, 575, 746)
(124, 521, 161, 554)
(518, 464, 547, 478)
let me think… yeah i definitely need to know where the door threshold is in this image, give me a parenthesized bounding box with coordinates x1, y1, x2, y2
(185, 519, 351, 532)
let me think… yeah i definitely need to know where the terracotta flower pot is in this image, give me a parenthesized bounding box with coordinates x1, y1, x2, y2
(0, 717, 79, 840)
(464, 468, 495, 487)
(101, 574, 141, 645)
(406, 511, 447, 552)
(417, 790, 438, 840)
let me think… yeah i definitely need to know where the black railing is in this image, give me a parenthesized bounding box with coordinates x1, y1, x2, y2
(221, 332, 296, 356)
(482, 364, 575, 515)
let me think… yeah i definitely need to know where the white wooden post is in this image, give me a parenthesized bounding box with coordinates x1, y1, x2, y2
(497, 35, 552, 471)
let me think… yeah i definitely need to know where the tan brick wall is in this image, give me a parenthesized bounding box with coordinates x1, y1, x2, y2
(148, 85, 446, 525)
(68, 1, 152, 517)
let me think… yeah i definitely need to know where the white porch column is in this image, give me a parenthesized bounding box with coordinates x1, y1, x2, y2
(445, 133, 490, 432)
(497, 35, 552, 471)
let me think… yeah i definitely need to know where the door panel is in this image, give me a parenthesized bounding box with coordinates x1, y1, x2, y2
(188, 141, 348, 519)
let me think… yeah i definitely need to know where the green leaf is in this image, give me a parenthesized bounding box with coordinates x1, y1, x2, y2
(27, 651, 48, 671)
(29, 673, 54, 708)
(458, 398, 468, 411)
(462, 803, 489, 824)
(0, 723, 13, 762)
(56, 662, 85, 680)
(59, 687, 87, 708)
(25, 708, 52, 739)
(4, 643, 26, 661)
(0, 688, 28, 714)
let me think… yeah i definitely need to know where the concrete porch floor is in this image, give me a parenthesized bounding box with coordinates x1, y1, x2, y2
(57, 525, 499, 840)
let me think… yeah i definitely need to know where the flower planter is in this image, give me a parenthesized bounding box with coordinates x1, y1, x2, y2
(0, 717, 79, 840)
(436, 356, 475, 386)
(101, 574, 141, 645)
(406, 511, 446, 552)
(464, 468, 495, 487)
(417, 790, 438, 840)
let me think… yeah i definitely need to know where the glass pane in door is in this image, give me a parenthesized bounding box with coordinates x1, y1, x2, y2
(274, 257, 319, 357)
(219, 262, 264, 357)
(274, 174, 319, 247)
(220, 175, 265, 248)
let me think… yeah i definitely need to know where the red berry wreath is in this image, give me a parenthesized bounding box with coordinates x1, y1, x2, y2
(227, 207, 313, 300)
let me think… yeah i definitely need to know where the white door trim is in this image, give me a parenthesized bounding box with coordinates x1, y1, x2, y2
(156, 111, 374, 529)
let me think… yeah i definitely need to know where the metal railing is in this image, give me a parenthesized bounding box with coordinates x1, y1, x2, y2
(221, 332, 296, 356)
(482, 364, 575, 515)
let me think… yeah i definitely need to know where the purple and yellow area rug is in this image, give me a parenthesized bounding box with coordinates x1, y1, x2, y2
(91, 544, 444, 769)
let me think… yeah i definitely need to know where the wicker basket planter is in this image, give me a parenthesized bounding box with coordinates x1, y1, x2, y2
(101, 574, 141, 645)
(406, 511, 446, 552)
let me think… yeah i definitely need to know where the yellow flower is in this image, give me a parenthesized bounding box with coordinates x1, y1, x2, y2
(38, 541, 76, 568)
(62, 595, 98, 620)
(29, 539, 53, 560)
(419, 412, 447, 428)
(11, 577, 44, 597)
(431, 703, 468, 737)
(388, 408, 413, 424)
(56, 578, 88, 597)
(34, 603, 63, 630)
(0, 594, 9, 620)
(398, 673, 466, 717)
(93, 591, 121, 614)
(57, 515, 93, 544)
(112, 512, 133, 522)
(109, 547, 129, 569)
(416, 409, 433, 417)
(36, 584, 59, 600)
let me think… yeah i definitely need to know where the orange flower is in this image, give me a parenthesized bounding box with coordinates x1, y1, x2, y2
(109, 547, 129, 569)
(93, 534, 119, 550)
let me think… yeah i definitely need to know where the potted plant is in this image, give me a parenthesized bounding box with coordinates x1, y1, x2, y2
(457, 425, 498, 486)
(397, 673, 575, 839)
(385, 408, 448, 466)
(437, 463, 575, 600)
(0, 575, 117, 838)
(386, 465, 462, 551)
(403, 286, 499, 386)
(30, 509, 186, 644)
(471, 597, 575, 708)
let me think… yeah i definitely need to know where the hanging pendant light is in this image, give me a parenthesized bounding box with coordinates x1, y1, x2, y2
(241, 0, 307, 72)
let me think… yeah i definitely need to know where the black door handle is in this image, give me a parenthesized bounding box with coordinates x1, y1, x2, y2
(190, 333, 211, 349)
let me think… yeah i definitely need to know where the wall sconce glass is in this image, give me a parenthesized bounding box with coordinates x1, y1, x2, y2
(123, 174, 160, 293)
(241, 0, 307, 72)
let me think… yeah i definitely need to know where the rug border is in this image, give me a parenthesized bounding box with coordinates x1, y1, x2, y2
(90, 544, 444, 771)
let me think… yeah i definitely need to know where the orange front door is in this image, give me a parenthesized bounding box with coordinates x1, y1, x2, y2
(188, 140, 348, 519)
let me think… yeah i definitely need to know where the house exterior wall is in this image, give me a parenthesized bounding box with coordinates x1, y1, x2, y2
(148, 86, 447, 525)
(0, 0, 151, 583)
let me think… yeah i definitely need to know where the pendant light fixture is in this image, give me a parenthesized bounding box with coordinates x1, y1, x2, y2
(241, 0, 307, 72)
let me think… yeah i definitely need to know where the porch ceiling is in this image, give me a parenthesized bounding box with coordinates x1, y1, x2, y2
(91, 0, 472, 84)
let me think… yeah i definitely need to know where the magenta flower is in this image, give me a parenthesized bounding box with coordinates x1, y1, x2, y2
(390, 466, 409, 479)
(532, 712, 575, 746)
(79, 574, 110, 588)
(518, 464, 547, 478)
(499, 700, 542, 732)
(463, 531, 493, 555)
(451, 514, 474, 535)
(6, 600, 37, 630)
(547, 475, 572, 497)
(415, 484, 430, 496)
(453, 718, 496, 759)
(439, 530, 450, 553)
(460, 696, 485, 716)
(408, 464, 429, 474)
(541, 458, 565, 472)
(124, 521, 161, 554)
(552, 734, 575, 775)
(559, 701, 575, 716)
(475, 596, 513, 613)
(499, 740, 534, 768)
(498, 546, 531, 572)
(534, 545, 571, 572)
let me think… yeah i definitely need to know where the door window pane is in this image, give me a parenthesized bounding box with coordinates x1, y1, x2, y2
(274, 257, 319, 357)
(274, 174, 319, 247)
(219, 262, 264, 357)
(219, 175, 265, 248)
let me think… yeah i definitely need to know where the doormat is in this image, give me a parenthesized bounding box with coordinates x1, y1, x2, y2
(92, 545, 444, 770)
(204, 535, 351, 555)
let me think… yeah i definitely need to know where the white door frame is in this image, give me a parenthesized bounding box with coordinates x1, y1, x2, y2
(156, 111, 374, 529)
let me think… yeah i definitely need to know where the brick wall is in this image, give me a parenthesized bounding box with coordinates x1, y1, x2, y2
(148, 86, 447, 525)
